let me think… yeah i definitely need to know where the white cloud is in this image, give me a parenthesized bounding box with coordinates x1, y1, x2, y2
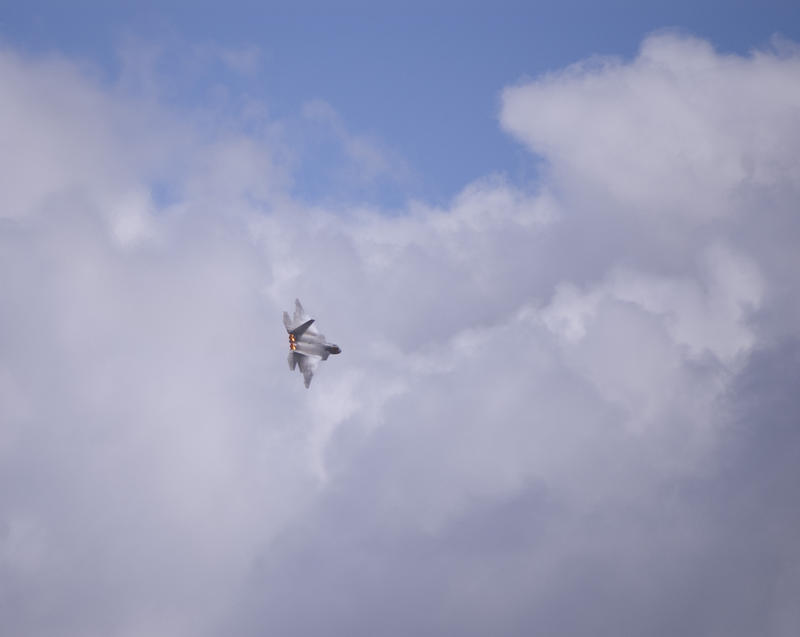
(1, 33, 799, 636)
(501, 33, 800, 222)
(0, 48, 121, 220)
(296, 98, 414, 196)
(542, 242, 763, 363)
(217, 44, 261, 76)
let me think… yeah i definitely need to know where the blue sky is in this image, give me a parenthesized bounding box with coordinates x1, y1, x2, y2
(5, 1, 799, 205)
(2, 4, 800, 636)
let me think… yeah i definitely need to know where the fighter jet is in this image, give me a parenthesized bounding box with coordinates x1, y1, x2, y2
(284, 299, 341, 388)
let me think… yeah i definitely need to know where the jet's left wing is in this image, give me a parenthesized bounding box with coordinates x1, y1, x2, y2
(291, 318, 315, 339)
(292, 299, 319, 336)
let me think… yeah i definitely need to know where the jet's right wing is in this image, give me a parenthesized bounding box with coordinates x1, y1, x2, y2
(295, 353, 318, 388)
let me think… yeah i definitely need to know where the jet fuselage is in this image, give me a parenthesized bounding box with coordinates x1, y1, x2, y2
(289, 331, 341, 359)
(284, 299, 340, 387)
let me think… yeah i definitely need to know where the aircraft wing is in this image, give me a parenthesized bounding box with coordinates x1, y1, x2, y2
(291, 318, 315, 339)
(295, 352, 318, 388)
(287, 299, 320, 336)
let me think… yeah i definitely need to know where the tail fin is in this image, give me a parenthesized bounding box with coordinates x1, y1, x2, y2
(287, 351, 297, 371)
(283, 311, 292, 331)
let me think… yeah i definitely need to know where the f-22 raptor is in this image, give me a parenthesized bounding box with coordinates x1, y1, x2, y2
(284, 299, 341, 388)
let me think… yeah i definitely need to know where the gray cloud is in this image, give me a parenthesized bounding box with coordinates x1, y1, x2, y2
(1, 34, 799, 636)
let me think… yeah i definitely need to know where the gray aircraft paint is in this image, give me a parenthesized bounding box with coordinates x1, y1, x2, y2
(284, 299, 341, 388)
